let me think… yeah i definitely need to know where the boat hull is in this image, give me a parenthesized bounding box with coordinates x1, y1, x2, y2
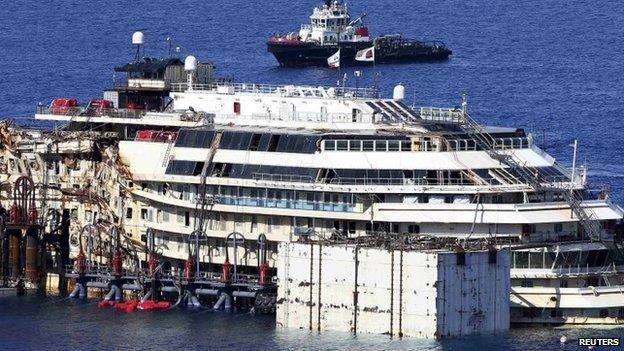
(267, 40, 451, 67)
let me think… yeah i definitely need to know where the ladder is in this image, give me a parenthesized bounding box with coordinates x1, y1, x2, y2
(161, 141, 175, 168)
(459, 104, 604, 241)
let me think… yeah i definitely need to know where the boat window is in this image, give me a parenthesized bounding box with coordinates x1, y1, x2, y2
(514, 252, 529, 268)
(336, 140, 348, 151)
(349, 140, 362, 151)
(165, 160, 204, 176)
(249, 133, 262, 151)
(362, 140, 374, 151)
(267, 134, 280, 152)
(388, 140, 400, 151)
(324, 140, 336, 151)
(530, 252, 543, 268)
(175, 129, 215, 148)
(375, 140, 387, 151)
(400, 141, 411, 151)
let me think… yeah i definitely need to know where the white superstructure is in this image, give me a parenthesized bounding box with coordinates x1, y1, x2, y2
(28, 51, 624, 324)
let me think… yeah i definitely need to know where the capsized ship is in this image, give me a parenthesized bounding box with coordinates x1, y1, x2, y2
(267, 0, 451, 67)
(1, 33, 623, 335)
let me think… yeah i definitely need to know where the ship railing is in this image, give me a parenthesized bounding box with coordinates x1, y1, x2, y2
(300, 24, 312, 30)
(170, 82, 379, 100)
(252, 173, 314, 183)
(415, 107, 464, 123)
(216, 111, 376, 124)
(328, 177, 500, 186)
(216, 194, 357, 213)
(36, 106, 146, 119)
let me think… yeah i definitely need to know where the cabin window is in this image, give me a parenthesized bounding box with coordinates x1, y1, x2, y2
(126, 208, 133, 219)
(184, 211, 190, 227)
(324, 140, 336, 151)
(233, 102, 241, 114)
(520, 280, 534, 288)
(336, 140, 348, 151)
(554, 223, 563, 233)
(408, 224, 420, 234)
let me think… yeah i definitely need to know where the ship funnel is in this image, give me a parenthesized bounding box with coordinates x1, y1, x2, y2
(393, 84, 405, 101)
(132, 31, 144, 45)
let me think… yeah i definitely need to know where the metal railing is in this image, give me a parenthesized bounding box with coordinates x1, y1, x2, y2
(170, 81, 379, 100)
(216, 111, 376, 124)
(416, 107, 464, 123)
(37, 106, 146, 119)
(252, 173, 314, 183)
(216, 194, 357, 213)
(322, 137, 531, 152)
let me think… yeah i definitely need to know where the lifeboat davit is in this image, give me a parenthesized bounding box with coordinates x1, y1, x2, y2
(137, 300, 171, 310)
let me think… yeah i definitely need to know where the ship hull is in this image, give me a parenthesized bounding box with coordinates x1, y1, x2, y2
(267, 40, 451, 67)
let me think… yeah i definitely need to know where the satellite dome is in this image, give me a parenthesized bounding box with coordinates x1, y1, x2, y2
(132, 31, 144, 45)
(184, 55, 198, 71)
(393, 84, 405, 101)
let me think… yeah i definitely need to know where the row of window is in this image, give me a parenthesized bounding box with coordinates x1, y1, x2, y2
(512, 249, 624, 269)
(322, 137, 530, 152)
(175, 129, 321, 154)
(165, 159, 568, 188)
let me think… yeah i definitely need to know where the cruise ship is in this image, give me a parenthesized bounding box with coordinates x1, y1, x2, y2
(1, 34, 623, 323)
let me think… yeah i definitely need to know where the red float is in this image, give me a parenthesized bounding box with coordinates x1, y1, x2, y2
(148, 254, 157, 276)
(259, 262, 270, 285)
(222, 259, 232, 283)
(75, 252, 86, 274)
(184, 256, 195, 281)
(137, 300, 171, 310)
(112, 251, 123, 276)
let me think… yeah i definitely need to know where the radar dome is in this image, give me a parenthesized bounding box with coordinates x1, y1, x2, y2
(393, 84, 405, 101)
(132, 31, 144, 45)
(184, 55, 198, 71)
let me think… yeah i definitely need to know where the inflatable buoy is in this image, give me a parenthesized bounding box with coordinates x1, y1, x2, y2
(97, 300, 117, 308)
(115, 299, 139, 312)
(138, 300, 171, 310)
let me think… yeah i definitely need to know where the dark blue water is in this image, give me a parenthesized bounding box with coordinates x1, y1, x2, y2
(1, 1, 623, 348)
(0, 295, 621, 350)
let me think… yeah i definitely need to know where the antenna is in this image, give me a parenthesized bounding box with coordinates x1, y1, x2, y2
(166, 37, 172, 58)
(461, 94, 468, 115)
(132, 31, 144, 62)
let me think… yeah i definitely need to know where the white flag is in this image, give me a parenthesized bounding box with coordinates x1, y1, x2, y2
(355, 46, 375, 62)
(327, 49, 340, 68)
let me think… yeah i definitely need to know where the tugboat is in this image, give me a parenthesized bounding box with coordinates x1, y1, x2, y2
(267, 0, 452, 67)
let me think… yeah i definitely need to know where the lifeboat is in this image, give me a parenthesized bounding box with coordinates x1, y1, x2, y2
(86, 98, 113, 116)
(49, 98, 78, 115)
